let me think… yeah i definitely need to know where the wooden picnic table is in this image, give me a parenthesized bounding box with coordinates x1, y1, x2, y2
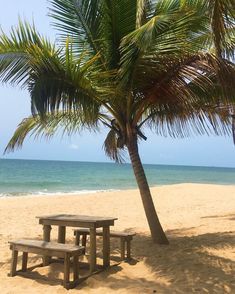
(36, 214, 117, 273)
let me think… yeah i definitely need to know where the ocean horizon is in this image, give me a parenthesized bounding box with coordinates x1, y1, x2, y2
(0, 158, 235, 197)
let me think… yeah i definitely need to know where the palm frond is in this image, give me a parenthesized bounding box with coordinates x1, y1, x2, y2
(208, 0, 235, 58)
(28, 43, 102, 116)
(119, 4, 202, 86)
(1, 0, 235, 156)
(0, 20, 54, 87)
(5, 110, 101, 154)
(49, 0, 103, 60)
(136, 0, 152, 28)
(103, 128, 125, 163)
(232, 111, 235, 144)
(49, 0, 142, 70)
(141, 103, 233, 139)
(136, 53, 234, 103)
(132, 53, 235, 130)
(98, 0, 138, 69)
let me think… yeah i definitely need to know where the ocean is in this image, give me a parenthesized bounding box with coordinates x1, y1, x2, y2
(0, 159, 234, 197)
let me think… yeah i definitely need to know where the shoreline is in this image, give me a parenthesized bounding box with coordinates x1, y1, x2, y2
(0, 183, 235, 293)
(0, 188, 121, 199)
(0, 182, 235, 199)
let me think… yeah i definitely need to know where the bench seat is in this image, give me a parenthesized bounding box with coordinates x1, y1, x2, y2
(9, 239, 85, 289)
(74, 228, 135, 260)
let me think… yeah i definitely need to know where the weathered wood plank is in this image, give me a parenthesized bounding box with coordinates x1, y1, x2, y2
(58, 226, 66, 244)
(38, 214, 117, 222)
(103, 226, 110, 268)
(74, 228, 135, 238)
(43, 225, 51, 266)
(40, 219, 96, 228)
(22, 252, 28, 272)
(74, 228, 135, 261)
(37, 214, 117, 228)
(75, 234, 80, 246)
(9, 240, 84, 253)
(89, 228, 96, 273)
(37, 214, 117, 273)
(11, 245, 70, 259)
(126, 240, 131, 260)
(73, 255, 78, 282)
(64, 253, 71, 290)
(120, 238, 125, 260)
(10, 248, 18, 277)
(81, 234, 87, 247)
(9, 240, 84, 289)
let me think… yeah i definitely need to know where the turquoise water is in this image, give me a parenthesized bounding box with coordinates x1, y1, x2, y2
(0, 159, 234, 197)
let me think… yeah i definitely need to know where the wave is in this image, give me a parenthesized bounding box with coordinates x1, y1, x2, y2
(0, 189, 120, 198)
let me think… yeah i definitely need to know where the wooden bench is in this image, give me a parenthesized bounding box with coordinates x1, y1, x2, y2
(9, 239, 85, 289)
(74, 228, 135, 260)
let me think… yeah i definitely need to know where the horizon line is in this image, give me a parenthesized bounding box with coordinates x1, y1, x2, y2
(1, 157, 235, 170)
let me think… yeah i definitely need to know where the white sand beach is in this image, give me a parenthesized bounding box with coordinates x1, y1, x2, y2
(0, 183, 235, 293)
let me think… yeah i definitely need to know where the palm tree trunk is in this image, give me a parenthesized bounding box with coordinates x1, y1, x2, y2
(127, 138, 169, 244)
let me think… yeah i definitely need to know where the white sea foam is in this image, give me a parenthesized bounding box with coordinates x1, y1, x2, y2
(0, 189, 120, 198)
(1, 159, 234, 199)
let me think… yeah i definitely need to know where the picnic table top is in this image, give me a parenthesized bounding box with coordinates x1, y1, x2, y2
(36, 214, 118, 228)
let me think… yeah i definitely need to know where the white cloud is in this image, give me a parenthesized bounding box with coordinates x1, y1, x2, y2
(69, 144, 79, 150)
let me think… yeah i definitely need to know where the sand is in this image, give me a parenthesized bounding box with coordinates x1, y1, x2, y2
(0, 183, 235, 293)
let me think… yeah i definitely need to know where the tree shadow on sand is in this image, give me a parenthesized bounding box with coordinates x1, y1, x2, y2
(129, 229, 235, 293)
(201, 212, 235, 222)
(3, 229, 234, 293)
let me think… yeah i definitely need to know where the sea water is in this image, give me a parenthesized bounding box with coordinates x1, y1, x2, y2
(0, 159, 234, 197)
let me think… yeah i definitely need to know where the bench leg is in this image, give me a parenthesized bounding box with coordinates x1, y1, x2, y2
(10, 249, 18, 277)
(126, 240, 131, 260)
(120, 238, 125, 260)
(64, 253, 71, 289)
(81, 234, 87, 248)
(75, 233, 81, 246)
(22, 252, 28, 272)
(73, 255, 79, 283)
(43, 225, 52, 266)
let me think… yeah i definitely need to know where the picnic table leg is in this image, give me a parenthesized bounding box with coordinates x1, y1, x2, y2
(43, 224, 52, 266)
(73, 255, 79, 283)
(22, 252, 28, 272)
(64, 253, 71, 289)
(58, 226, 66, 244)
(10, 246, 18, 277)
(89, 227, 96, 273)
(103, 226, 110, 268)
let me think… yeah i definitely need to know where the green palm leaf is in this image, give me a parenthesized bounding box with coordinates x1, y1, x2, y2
(208, 0, 235, 58)
(4, 110, 103, 154)
(49, 0, 102, 59)
(0, 20, 54, 87)
(1, 0, 235, 244)
(119, 4, 202, 86)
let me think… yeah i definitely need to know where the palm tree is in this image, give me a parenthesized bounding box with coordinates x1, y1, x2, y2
(0, 0, 235, 244)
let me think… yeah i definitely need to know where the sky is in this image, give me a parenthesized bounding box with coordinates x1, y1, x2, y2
(0, 0, 234, 168)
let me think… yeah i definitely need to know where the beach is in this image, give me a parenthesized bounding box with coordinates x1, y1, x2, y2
(0, 183, 235, 293)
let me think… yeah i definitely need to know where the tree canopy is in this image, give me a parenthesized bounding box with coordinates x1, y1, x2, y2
(0, 0, 234, 243)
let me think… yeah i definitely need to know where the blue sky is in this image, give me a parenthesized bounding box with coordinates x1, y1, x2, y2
(0, 0, 234, 167)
